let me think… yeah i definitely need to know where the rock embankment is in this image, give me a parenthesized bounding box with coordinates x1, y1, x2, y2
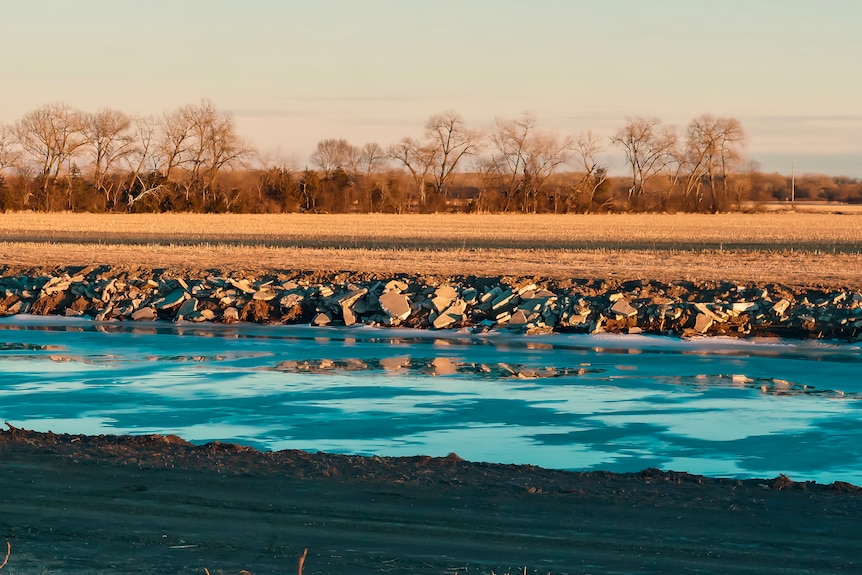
(1, 266, 860, 340)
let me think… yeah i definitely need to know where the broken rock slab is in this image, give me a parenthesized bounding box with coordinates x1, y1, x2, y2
(341, 304, 357, 326)
(772, 299, 791, 316)
(609, 299, 638, 318)
(175, 298, 198, 320)
(379, 291, 412, 323)
(131, 307, 157, 321)
(157, 289, 188, 310)
(312, 312, 331, 326)
(432, 299, 467, 330)
(693, 313, 714, 334)
(338, 288, 368, 309)
(222, 307, 240, 324)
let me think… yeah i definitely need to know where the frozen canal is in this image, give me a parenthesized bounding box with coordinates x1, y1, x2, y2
(1, 316, 860, 485)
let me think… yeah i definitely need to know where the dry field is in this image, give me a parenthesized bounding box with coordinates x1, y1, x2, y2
(1, 212, 861, 286)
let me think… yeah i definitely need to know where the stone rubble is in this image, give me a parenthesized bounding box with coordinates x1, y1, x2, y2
(0, 266, 860, 341)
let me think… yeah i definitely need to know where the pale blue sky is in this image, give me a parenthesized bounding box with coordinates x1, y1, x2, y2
(2, 1, 860, 175)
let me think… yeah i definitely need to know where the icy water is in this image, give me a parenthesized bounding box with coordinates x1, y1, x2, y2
(1, 316, 860, 484)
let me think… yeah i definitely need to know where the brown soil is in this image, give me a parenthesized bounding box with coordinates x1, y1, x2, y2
(2, 426, 861, 575)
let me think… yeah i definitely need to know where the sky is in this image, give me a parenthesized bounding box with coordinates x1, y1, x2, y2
(2, 0, 861, 177)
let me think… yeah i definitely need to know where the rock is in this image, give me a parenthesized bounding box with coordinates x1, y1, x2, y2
(157, 289, 188, 310)
(460, 288, 478, 304)
(434, 285, 459, 299)
(384, 279, 409, 292)
(508, 310, 529, 326)
(312, 312, 331, 326)
(41, 278, 71, 295)
(379, 291, 412, 322)
(491, 290, 516, 310)
(338, 288, 368, 308)
(565, 312, 590, 327)
(609, 299, 638, 318)
(99, 278, 117, 303)
(772, 299, 791, 316)
(131, 307, 156, 321)
(95, 307, 114, 321)
(664, 307, 683, 320)
(431, 294, 454, 313)
(252, 289, 278, 301)
(227, 278, 256, 294)
(518, 297, 555, 314)
(693, 302, 727, 322)
(222, 307, 240, 323)
(175, 298, 198, 320)
(316, 285, 334, 298)
(280, 293, 305, 309)
(342, 304, 357, 326)
(693, 313, 713, 334)
(494, 311, 512, 324)
(480, 286, 503, 304)
(432, 299, 467, 329)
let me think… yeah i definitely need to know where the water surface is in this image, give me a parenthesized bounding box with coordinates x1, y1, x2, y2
(1, 316, 860, 484)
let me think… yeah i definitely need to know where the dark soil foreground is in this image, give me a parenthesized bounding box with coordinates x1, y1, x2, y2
(1, 427, 862, 575)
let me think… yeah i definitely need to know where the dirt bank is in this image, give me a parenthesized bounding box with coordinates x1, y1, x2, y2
(1, 426, 861, 575)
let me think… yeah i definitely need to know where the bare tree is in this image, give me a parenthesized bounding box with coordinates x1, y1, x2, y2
(612, 117, 677, 210)
(521, 131, 573, 212)
(355, 142, 387, 175)
(472, 155, 502, 212)
(424, 110, 482, 203)
(491, 113, 572, 212)
(691, 115, 745, 212)
(570, 131, 607, 213)
(671, 115, 746, 212)
(158, 104, 194, 185)
(158, 100, 253, 205)
(388, 137, 436, 207)
(198, 104, 254, 198)
(346, 142, 387, 211)
(0, 125, 21, 174)
(82, 108, 134, 209)
(125, 116, 165, 209)
(12, 103, 85, 203)
(311, 138, 353, 178)
(491, 113, 532, 211)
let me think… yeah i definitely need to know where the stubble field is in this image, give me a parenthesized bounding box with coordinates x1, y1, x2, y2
(1, 211, 861, 286)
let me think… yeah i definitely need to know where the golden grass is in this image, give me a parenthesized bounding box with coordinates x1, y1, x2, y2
(2, 212, 861, 250)
(1, 212, 860, 286)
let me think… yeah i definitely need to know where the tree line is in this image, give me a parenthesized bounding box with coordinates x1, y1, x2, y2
(0, 101, 859, 214)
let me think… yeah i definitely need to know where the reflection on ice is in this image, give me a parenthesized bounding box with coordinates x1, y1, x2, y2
(1, 316, 861, 484)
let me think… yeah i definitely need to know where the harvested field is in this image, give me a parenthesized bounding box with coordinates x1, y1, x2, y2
(3, 212, 862, 250)
(2, 212, 861, 286)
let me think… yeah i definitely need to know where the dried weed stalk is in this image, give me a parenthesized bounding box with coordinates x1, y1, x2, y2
(0, 541, 10, 572)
